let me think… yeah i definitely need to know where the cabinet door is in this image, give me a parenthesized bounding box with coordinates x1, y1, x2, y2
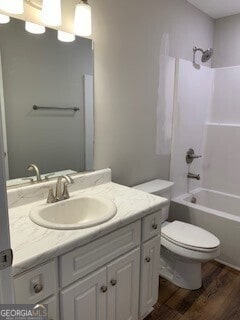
(140, 236, 160, 318)
(60, 268, 107, 320)
(40, 295, 59, 320)
(107, 248, 140, 320)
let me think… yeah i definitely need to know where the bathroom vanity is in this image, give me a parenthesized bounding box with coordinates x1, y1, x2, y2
(8, 169, 167, 320)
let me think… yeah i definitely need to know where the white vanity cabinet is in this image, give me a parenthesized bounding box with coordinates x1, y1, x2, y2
(40, 295, 59, 320)
(14, 212, 161, 320)
(61, 249, 140, 320)
(139, 211, 161, 319)
(107, 248, 140, 320)
(60, 268, 107, 320)
(140, 236, 161, 318)
(14, 260, 58, 304)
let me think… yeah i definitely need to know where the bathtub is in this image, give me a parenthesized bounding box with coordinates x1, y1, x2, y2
(170, 188, 240, 271)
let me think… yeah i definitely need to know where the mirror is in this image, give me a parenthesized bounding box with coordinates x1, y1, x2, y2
(0, 18, 94, 187)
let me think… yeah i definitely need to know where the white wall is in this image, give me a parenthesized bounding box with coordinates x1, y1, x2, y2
(213, 13, 240, 68)
(170, 59, 214, 197)
(0, 0, 214, 185)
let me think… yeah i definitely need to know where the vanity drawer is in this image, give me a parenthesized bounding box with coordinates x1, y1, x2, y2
(142, 211, 161, 242)
(14, 260, 58, 304)
(59, 221, 141, 287)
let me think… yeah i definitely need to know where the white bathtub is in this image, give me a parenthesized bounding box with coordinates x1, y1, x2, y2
(170, 188, 240, 270)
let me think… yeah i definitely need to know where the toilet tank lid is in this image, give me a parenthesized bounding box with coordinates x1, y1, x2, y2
(133, 179, 174, 194)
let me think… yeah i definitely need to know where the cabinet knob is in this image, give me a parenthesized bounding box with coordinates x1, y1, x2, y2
(33, 283, 43, 294)
(100, 285, 108, 293)
(145, 256, 151, 263)
(152, 223, 158, 230)
(110, 279, 117, 286)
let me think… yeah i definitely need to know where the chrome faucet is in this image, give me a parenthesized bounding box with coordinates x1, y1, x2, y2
(47, 175, 74, 203)
(188, 173, 200, 180)
(27, 164, 42, 182)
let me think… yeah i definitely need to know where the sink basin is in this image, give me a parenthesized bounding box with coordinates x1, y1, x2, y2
(29, 196, 117, 230)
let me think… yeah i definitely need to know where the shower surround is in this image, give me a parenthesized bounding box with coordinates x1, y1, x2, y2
(169, 59, 240, 270)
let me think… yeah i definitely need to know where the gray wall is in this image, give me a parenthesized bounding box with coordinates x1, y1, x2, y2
(213, 13, 240, 68)
(0, 19, 93, 179)
(92, 0, 214, 186)
(0, 0, 214, 186)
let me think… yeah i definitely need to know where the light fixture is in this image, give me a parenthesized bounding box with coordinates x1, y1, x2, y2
(0, 14, 10, 24)
(41, 0, 62, 27)
(57, 31, 75, 43)
(0, 0, 24, 14)
(25, 0, 42, 10)
(74, 0, 92, 37)
(25, 21, 45, 34)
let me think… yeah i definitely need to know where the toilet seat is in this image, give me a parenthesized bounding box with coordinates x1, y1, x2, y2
(162, 221, 220, 253)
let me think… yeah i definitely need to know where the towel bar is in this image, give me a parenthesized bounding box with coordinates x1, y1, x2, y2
(33, 105, 80, 112)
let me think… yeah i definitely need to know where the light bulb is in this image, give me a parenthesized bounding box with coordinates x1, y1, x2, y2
(41, 0, 62, 27)
(0, 0, 24, 14)
(57, 31, 75, 42)
(25, 21, 45, 34)
(74, 1, 92, 37)
(0, 14, 10, 24)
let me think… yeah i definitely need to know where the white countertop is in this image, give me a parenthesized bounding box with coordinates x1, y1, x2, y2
(8, 170, 168, 276)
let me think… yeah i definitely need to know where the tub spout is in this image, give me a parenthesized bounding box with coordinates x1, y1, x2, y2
(188, 173, 200, 180)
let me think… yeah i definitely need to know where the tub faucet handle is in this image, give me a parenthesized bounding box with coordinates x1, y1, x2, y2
(186, 148, 202, 164)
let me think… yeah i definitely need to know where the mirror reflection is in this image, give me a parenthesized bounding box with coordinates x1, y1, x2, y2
(0, 18, 94, 186)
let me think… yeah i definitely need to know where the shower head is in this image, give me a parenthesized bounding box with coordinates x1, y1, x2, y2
(193, 46, 213, 65)
(201, 48, 213, 63)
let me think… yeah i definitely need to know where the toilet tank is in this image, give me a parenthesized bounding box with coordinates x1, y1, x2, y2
(133, 179, 174, 222)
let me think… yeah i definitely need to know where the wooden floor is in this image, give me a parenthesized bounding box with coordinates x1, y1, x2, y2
(144, 261, 240, 320)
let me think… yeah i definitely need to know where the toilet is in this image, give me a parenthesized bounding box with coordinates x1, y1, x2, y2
(133, 180, 220, 290)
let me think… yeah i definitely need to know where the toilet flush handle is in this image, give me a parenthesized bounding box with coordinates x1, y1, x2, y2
(152, 223, 158, 230)
(145, 257, 151, 263)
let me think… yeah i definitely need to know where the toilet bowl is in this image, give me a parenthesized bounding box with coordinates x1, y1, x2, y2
(160, 220, 220, 289)
(133, 180, 220, 290)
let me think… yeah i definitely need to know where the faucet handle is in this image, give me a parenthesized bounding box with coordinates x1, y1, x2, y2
(47, 188, 56, 204)
(186, 148, 202, 164)
(62, 183, 70, 200)
(62, 176, 74, 200)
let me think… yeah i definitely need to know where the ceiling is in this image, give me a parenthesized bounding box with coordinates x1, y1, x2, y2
(186, 0, 240, 19)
